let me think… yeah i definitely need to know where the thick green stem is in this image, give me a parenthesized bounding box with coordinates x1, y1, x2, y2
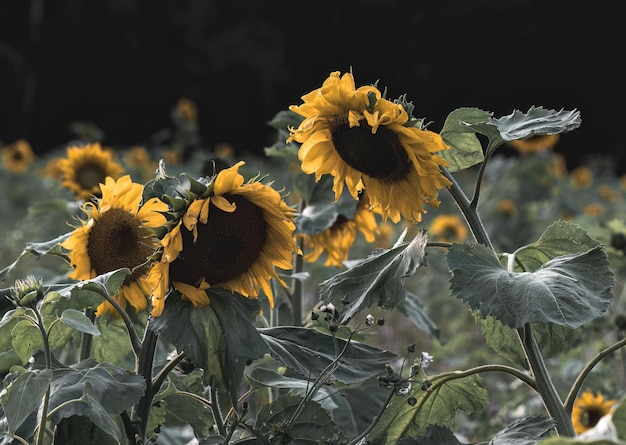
(132, 324, 159, 440)
(32, 309, 51, 445)
(292, 199, 306, 327)
(519, 324, 575, 436)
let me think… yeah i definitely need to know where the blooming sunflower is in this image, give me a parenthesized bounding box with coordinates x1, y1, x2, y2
(301, 193, 379, 267)
(2, 139, 36, 173)
(62, 175, 168, 317)
(508, 133, 560, 155)
(58, 143, 125, 200)
(571, 388, 616, 434)
(428, 214, 468, 242)
(149, 161, 298, 317)
(287, 71, 451, 223)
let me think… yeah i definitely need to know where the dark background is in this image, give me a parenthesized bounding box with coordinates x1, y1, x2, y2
(1, 0, 623, 172)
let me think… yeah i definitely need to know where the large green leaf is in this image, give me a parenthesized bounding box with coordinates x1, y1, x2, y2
(11, 319, 43, 363)
(47, 361, 145, 425)
(367, 373, 488, 444)
(448, 243, 614, 329)
(151, 288, 268, 408)
(511, 220, 600, 272)
(439, 107, 491, 171)
(52, 414, 120, 445)
(319, 230, 428, 323)
(0, 368, 52, 434)
(490, 106, 581, 141)
(254, 394, 349, 445)
(56, 268, 132, 311)
(259, 326, 397, 384)
(485, 416, 556, 444)
(78, 381, 122, 442)
(59, 308, 101, 336)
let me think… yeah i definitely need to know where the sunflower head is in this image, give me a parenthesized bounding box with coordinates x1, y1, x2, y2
(287, 70, 451, 223)
(61, 175, 168, 317)
(508, 133, 560, 155)
(146, 161, 298, 316)
(571, 389, 616, 434)
(2, 139, 36, 174)
(58, 142, 126, 200)
(428, 214, 468, 243)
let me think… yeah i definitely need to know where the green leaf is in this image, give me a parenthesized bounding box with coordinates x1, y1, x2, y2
(512, 220, 601, 272)
(58, 268, 132, 309)
(448, 243, 614, 329)
(296, 184, 358, 236)
(439, 107, 490, 171)
(0, 233, 71, 283)
(151, 289, 268, 408)
(254, 394, 349, 445)
(0, 368, 52, 434)
(52, 415, 120, 445)
(402, 424, 462, 445)
(368, 373, 488, 443)
(319, 230, 428, 323)
(259, 326, 397, 384)
(90, 316, 135, 367)
(397, 291, 443, 344)
(478, 315, 581, 366)
(491, 106, 581, 141)
(11, 319, 43, 363)
(79, 381, 122, 442)
(488, 416, 556, 444)
(47, 361, 145, 425)
(59, 309, 101, 336)
(613, 396, 626, 441)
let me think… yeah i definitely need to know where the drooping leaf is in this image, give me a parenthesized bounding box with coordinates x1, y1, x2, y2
(57, 268, 131, 310)
(0, 368, 52, 434)
(397, 291, 443, 344)
(439, 107, 491, 171)
(59, 308, 101, 336)
(79, 382, 122, 442)
(488, 416, 556, 444)
(401, 424, 462, 445)
(259, 326, 397, 384)
(0, 233, 71, 283)
(511, 220, 600, 272)
(254, 394, 349, 445)
(490, 106, 581, 141)
(296, 184, 358, 236)
(320, 230, 428, 323)
(368, 373, 488, 444)
(52, 414, 120, 445)
(47, 361, 145, 425)
(448, 243, 614, 329)
(151, 289, 267, 408)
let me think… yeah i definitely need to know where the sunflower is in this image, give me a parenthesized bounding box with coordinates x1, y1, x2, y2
(508, 133, 560, 154)
(428, 214, 468, 242)
(58, 143, 125, 200)
(300, 193, 379, 267)
(571, 388, 616, 434)
(287, 71, 451, 223)
(61, 175, 168, 317)
(2, 139, 36, 173)
(149, 161, 298, 317)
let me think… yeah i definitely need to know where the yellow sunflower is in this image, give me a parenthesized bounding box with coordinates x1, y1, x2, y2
(58, 143, 126, 200)
(571, 388, 616, 434)
(301, 193, 379, 267)
(61, 175, 168, 317)
(428, 214, 468, 242)
(287, 71, 451, 223)
(508, 133, 560, 154)
(149, 161, 298, 317)
(2, 139, 36, 174)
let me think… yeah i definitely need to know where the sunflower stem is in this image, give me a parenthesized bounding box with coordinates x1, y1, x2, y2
(440, 167, 495, 252)
(132, 322, 159, 441)
(291, 199, 306, 327)
(32, 308, 52, 445)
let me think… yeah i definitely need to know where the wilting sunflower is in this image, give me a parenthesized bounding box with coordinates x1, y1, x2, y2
(287, 71, 451, 223)
(428, 214, 468, 242)
(58, 143, 125, 200)
(300, 193, 380, 267)
(571, 388, 616, 434)
(149, 161, 298, 317)
(2, 139, 36, 174)
(508, 133, 560, 155)
(62, 175, 168, 317)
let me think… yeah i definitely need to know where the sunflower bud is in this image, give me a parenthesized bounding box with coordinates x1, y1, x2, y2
(10, 276, 44, 308)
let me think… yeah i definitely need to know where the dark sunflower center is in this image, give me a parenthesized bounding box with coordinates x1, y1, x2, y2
(12, 151, 24, 162)
(87, 208, 153, 282)
(77, 163, 107, 191)
(169, 194, 268, 286)
(583, 407, 605, 428)
(331, 119, 412, 183)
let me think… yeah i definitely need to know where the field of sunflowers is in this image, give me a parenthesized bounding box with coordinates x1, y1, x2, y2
(1, 71, 626, 444)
